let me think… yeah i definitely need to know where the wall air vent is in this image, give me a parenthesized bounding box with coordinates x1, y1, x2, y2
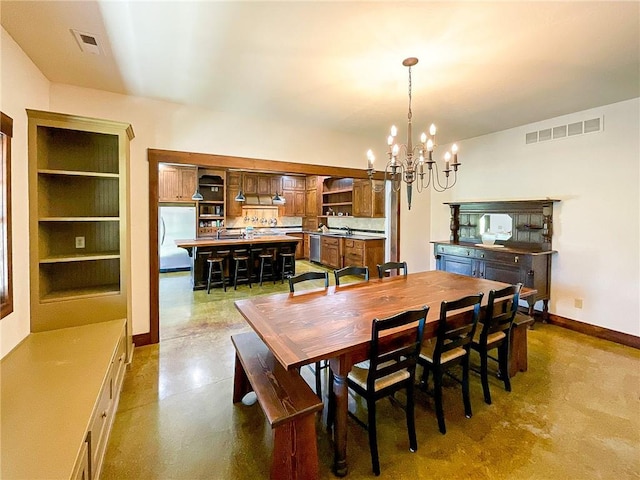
(525, 115, 603, 144)
(71, 29, 103, 55)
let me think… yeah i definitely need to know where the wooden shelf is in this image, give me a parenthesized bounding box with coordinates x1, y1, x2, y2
(322, 202, 352, 207)
(40, 284, 121, 303)
(198, 214, 224, 219)
(198, 200, 224, 204)
(323, 188, 353, 195)
(39, 217, 120, 222)
(38, 169, 119, 178)
(39, 252, 120, 264)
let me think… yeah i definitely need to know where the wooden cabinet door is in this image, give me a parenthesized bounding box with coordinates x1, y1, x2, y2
(257, 175, 271, 195)
(321, 237, 341, 269)
(294, 191, 306, 216)
(244, 174, 257, 194)
(352, 179, 371, 217)
(226, 172, 243, 218)
(303, 233, 310, 259)
(271, 175, 282, 195)
(180, 167, 197, 199)
(159, 165, 196, 202)
(438, 254, 474, 277)
(305, 188, 317, 216)
(282, 191, 295, 216)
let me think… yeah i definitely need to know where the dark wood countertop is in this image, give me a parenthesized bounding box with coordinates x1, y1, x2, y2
(176, 235, 300, 248)
(431, 240, 556, 255)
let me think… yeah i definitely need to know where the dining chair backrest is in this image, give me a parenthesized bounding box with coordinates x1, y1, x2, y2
(377, 261, 408, 278)
(367, 307, 429, 392)
(481, 283, 522, 342)
(433, 294, 484, 364)
(334, 266, 369, 286)
(288, 271, 329, 293)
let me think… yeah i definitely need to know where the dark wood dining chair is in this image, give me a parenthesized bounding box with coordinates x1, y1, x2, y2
(334, 265, 369, 285)
(288, 270, 330, 398)
(417, 293, 483, 434)
(330, 307, 428, 476)
(288, 271, 329, 293)
(377, 261, 408, 278)
(471, 283, 522, 405)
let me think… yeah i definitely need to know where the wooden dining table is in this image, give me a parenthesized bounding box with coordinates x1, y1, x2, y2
(234, 270, 535, 476)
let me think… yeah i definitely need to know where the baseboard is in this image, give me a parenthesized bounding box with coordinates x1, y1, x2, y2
(133, 332, 152, 347)
(546, 313, 640, 350)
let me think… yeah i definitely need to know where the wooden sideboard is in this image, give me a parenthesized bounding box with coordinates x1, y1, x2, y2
(433, 199, 559, 319)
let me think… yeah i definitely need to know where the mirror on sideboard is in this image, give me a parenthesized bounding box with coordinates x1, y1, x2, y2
(479, 213, 513, 241)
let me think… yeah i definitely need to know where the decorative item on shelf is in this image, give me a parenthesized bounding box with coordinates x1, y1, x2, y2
(235, 172, 246, 202)
(366, 57, 461, 210)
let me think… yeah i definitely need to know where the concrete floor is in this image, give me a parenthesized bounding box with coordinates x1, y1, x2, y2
(101, 263, 640, 479)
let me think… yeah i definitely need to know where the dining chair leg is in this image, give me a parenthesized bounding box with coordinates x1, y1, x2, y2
(406, 382, 418, 453)
(480, 348, 492, 405)
(433, 367, 446, 434)
(462, 354, 473, 419)
(367, 398, 380, 476)
(499, 342, 512, 392)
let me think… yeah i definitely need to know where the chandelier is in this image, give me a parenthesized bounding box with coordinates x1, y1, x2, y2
(366, 57, 460, 210)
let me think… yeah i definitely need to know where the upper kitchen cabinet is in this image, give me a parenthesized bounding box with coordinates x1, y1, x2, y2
(27, 109, 133, 337)
(353, 179, 385, 218)
(158, 164, 197, 203)
(281, 175, 306, 217)
(226, 171, 243, 218)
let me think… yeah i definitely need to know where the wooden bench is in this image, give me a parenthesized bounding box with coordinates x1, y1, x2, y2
(231, 331, 323, 480)
(509, 313, 534, 377)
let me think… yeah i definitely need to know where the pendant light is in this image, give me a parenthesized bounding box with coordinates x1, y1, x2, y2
(235, 172, 245, 202)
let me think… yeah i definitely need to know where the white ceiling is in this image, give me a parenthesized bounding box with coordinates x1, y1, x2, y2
(2, 1, 639, 144)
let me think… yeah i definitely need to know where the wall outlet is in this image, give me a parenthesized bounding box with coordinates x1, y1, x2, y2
(75, 236, 85, 249)
(574, 298, 583, 309)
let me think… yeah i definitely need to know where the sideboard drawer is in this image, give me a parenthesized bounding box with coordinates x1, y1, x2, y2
(436, 244, 474, 257)
(476, 249, 529, 265)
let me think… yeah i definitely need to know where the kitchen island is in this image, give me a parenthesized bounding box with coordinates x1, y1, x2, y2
(176, 236, 300, 290)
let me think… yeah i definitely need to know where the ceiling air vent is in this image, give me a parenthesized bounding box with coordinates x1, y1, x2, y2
(525, 115, 603, 144)
(71, 29, 103, 55)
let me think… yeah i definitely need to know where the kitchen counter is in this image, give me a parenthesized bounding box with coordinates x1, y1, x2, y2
(175, 236, 300, 290)
(304, 231, 386, 241)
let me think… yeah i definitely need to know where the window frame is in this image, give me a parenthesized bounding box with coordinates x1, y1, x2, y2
(1, 111, 13, 319)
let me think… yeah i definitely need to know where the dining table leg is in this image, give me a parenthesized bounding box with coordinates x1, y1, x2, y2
(329, 357, 350, 477)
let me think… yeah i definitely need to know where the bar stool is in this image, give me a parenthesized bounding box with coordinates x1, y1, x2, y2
(206, 250, 229, 293)
(249, 247, 263, 283)
(259, 250, 277, 286)
(232, 249, 252, 290)
(280, 251, 296, 283)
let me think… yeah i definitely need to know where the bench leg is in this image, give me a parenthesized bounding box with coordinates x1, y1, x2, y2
(509, 323, 528, 378)
(271, 414, 319, 480)
(233, 352, 253, 403)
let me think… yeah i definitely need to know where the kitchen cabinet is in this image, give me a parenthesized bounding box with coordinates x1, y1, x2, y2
(244, 174, 258, 194)
(303, 233, 310, 259)
(321, 236, 342, 269)
(226, 172, 243, 218)
(343, 238, 385, 274)
(27, 109, 133, 345)
(159, 164, 197, 202)
(282, 178, 306, 217)
(352, 179, 385, 218)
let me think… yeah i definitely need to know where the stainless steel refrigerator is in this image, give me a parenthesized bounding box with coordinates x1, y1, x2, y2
(159, 206, 196, 272)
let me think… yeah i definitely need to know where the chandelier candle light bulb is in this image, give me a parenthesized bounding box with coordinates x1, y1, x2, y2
(366, 58, 461, 209)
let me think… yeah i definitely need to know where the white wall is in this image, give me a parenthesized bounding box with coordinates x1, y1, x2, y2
(0, 27, 50, 358)
(430, 99, 640, 336)
(48, 83, 378, 337)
